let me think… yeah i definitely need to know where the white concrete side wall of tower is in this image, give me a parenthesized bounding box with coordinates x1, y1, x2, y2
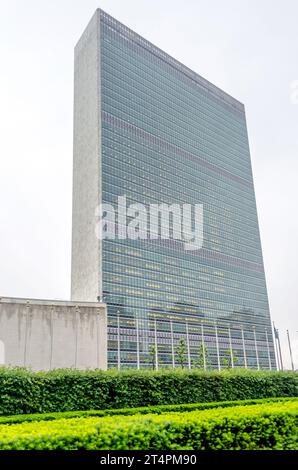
(71, 9, 102, 302)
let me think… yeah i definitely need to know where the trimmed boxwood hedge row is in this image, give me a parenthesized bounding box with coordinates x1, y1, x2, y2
(0, 400, 297, 450)
(0, 367, 297, 416)
(0, 396, 295, 425)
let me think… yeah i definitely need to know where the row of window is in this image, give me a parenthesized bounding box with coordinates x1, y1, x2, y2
(103, 282, 270, 320)
(101, 35, 247, 149)
(102, 176, 261, 254)
(103, 260, 268, 302)
(101, 125, 255, 204)
(102, 236, 264, 275)
(100, 17, 244, 118)
(108, 321, 274, 343)
(101, 155, 258, 225)
(101, 139, 256, 224)
(101, 131, 253, 201)
(103, 276, 268, 312)
(100, 55, 248, 154)
(103, 242, 267, 287)
(102, 185, 260, 256)
(102, 93, 251, 183)
(101, 69, 250, 179)
(101, 115, 253, 198)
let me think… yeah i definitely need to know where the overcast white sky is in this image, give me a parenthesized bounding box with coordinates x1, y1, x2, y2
(0, 0, 297, 367)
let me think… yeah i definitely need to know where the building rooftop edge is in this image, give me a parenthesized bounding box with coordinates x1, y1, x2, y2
(0, 296, 106, 308)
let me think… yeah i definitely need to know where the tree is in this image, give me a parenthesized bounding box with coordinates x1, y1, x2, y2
(199, 343, 209, 369)
(222, 348, 238, 368)
(176, 338, 187, 368)
(147, 345, 157, 370)
(191, 358, 199, 368)
(192, 343, 210, 369)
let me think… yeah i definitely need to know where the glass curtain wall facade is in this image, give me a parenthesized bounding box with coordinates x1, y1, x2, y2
(73, 10, 276, 370)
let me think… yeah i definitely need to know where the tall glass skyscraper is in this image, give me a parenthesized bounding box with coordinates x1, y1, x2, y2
(71, 9, 276, 370)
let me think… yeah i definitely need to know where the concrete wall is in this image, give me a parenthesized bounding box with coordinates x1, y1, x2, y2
(71, 9, 102, 302)
(0, 297, 107, 371)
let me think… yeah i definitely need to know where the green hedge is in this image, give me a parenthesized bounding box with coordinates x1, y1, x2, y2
(0, 367, 297, 416)
(0, 396, 295, 425)
(0, 401, 297, 450)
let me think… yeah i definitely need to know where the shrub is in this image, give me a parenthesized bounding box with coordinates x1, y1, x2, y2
(0, 396, 295, 425)
(0, 367, 297, 416)
(0, 401, 297, 450)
